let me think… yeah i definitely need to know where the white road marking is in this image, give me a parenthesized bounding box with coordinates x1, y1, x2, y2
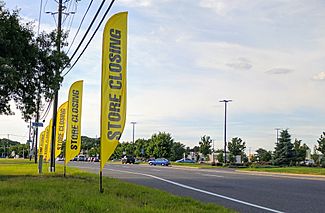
(200, 174, 224, 178)
(107, 168, 284, 213)
(151, 169, 161, 172)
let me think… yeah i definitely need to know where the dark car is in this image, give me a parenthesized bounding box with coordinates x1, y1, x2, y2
(148, 158, 169, 166)
(175, 158, 195, 163)
(122, 156, 135, 164)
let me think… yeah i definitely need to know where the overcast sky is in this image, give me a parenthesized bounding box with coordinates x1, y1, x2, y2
(1, 0, 325, 152)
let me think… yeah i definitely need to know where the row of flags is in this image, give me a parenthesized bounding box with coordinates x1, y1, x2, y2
(38, 12, 128, 177)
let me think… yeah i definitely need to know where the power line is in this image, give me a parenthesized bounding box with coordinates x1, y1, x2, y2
(66, 0, 94, 54)
(40, 98, 53, 121)
(65, 0, 106, 68)
(63, 0, 116, 77)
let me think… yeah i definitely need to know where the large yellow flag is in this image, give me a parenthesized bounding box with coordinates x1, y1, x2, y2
(55, 101, 68, 158)
(100, 12, 128, 171)
(64, 80, 83, 165)
(39, 131, 45, 156)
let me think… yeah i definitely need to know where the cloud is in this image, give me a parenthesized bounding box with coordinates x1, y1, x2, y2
(199, 0, 227, 16)
(312, 72, 325, 81)
(118, 0, 152, 7)
(265, 68, 294, 75)
(226, 58, 252, 70)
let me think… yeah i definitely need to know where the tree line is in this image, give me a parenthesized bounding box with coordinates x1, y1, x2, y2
(2, 129, 325, 167)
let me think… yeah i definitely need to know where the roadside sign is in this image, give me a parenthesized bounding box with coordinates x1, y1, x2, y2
(32, 122, 43, 127)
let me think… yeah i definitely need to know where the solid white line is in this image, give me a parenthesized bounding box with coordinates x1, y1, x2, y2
(200, 174, 224, 178)
(107, 168, 284, 213)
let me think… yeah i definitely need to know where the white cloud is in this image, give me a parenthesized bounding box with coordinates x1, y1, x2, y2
(265, 68, 294, 75)
(119, 0, 152, 7)
(226, 58, 252, 70)
(312, 72, 325, 81)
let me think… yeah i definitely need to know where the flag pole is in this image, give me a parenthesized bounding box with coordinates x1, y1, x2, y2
(64, 162, 66, 177)
(100, 169, 104, 193)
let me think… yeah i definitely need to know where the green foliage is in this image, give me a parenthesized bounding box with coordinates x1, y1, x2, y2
(0, 4, 69, 120)
(134, 138, 149, 158)
(199, 135, 212, 157)
(316, 132, 325, 155)
(293, 139, 309, 164)
(170, 142, 185, 161)
(228, 137, 246, 157)
(255, 148, 272, 162)
(217, 151, 224, 163)
(0, 138, 24, 157)
(149, 132, 174, 158)
(273, 129, 295, 166)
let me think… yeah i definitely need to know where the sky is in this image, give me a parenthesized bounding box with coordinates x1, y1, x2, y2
(1, 0, 325, 153)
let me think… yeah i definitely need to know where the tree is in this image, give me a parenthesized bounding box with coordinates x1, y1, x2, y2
(216, 149, 224, 163)
(228, 137, 246, 157)
(273, 129, 294, 166)
(293, 139, 309, 164)
(316, 132, 325, 155)
(199, 135, 212, 158)
(148, 132, 174, 159)
(134, 138, 149, 158)
(0, 4, 69, 120)
(255, 148, 272, 162)
(170, 142, 185, 161)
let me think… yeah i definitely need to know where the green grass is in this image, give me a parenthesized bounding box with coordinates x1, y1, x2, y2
(0, 159, 235, 213)
(240, 166, 325, 176)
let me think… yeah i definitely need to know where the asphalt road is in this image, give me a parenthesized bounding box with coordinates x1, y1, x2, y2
(68, 162, 325, 213)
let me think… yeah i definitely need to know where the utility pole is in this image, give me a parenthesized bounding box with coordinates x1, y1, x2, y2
(50, 0, 63, 172)
(220, 99, 232, 164)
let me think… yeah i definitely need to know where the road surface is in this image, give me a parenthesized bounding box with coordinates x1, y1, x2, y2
(68, 162, 325, 213)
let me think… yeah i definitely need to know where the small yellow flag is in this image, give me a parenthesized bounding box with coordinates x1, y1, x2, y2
(46, 119, 53, 162)
(39, 131, 45, 156)
(100, 12, 128, 171)
(43, 125, 49, 161)
(55, 101, 68, 158)
(65, 80, 83, 165)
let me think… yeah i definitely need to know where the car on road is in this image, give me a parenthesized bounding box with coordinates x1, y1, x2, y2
(175, 158, 195, 163)
(148, 158, 169, 166)
(78, 155, 86, 161)
(122, 156, 135, 164)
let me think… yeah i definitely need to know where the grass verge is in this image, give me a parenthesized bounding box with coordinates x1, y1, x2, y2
(239, 166, 325, 176)
(0, 159, 235, 213)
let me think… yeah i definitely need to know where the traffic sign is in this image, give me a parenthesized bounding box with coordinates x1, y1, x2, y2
(32, 122, 43, 127)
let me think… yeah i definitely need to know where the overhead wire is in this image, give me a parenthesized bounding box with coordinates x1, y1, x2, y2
(40, 98, 53, 121)
(63, 0, 116, 77)
(64, 0, 106, 68)
(66, 0, 94, 54)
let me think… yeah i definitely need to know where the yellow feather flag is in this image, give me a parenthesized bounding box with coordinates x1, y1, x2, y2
(39, 131, 45, 156)
(55, 101, 68, 158)
(43, 125, 50, 161)
(46, 119, 53, 162)
(100, 12, 128, 171)
(64, 80, 83, 165)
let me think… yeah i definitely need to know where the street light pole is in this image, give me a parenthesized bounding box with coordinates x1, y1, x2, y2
(220, 99, 232, 164)
(131, 122, 136, 144)
(275, 128, 281, 145)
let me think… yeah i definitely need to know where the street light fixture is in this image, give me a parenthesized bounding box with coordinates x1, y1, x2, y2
(220, 99, 232, 164)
